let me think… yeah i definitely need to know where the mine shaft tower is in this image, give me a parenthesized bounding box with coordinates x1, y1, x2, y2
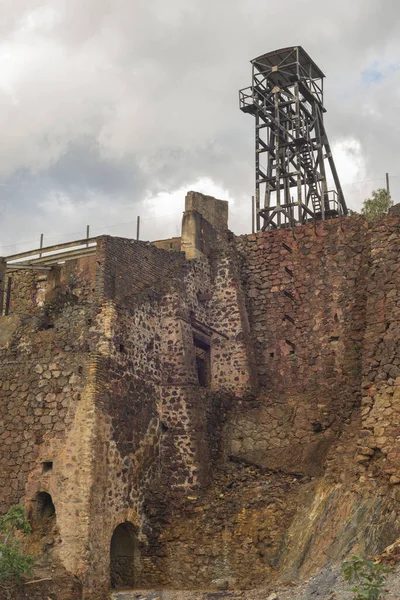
(240, 46, 347, 230)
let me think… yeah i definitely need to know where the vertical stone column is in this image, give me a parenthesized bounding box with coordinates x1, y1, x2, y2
(159, 289, 209, 489)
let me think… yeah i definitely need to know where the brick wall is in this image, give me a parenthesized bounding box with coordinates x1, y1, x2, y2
(96, 236, 185, 303)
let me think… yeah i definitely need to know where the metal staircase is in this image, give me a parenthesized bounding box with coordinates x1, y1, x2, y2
(239, 46, 347, 229)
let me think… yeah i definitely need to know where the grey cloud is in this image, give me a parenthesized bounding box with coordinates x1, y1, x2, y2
(0, 0, 400, 251)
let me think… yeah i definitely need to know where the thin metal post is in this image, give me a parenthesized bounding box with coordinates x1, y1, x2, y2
(39, 233, 44, 258)
(251, 196, 255, 233)
(136, 216, 140, 241)
(0, 258, 5, 316)
(255, 112, 260, 232)
(86, 225, 90, 247)
(274, 89, 281, 228)
(386, 173, 390, 197)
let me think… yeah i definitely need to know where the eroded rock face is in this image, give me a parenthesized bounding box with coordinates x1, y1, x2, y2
(1, 197, 400, 599)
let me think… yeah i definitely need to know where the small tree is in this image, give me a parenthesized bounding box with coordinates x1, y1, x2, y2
(342, 555, 392, 600)
(361, 188, 393, 221)
(0, 505, 34, 594)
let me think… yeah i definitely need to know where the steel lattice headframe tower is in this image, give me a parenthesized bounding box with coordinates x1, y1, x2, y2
(240, 46, 348, 230)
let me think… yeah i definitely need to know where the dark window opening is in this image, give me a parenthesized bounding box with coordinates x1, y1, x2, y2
(193, 335, 211, 388)
(110, 522, 140, 589)
(270, 352, 275, 358)
(42, 461, 53, 473)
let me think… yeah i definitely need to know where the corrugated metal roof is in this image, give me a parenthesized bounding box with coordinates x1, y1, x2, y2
(251, 46, 325, 79)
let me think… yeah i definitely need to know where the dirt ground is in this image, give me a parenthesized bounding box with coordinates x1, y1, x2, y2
(111, 563, 400, 600)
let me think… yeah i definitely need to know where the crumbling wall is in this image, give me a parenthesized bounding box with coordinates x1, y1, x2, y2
(3, 255, 96, 317)
(358, 219, 400, 483)
(82, 230, 255, 597)
(227, 217, 369, 475)
(5, 201, 400, 598)
(0, 255, 99, 583)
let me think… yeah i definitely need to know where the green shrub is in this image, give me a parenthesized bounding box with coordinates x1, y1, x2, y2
(342, 554, 392, 600)
(0, 504, 34, 593)
(361, 189, 393, 222)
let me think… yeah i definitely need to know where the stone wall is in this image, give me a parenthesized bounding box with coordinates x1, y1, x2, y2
(226, 216, 369, 476)
(3, 202, 400, 598)
(0, 255, 99, 584)
(82, 229, 254, 597)
(0, 207, 255, 598)
(358, 219, 400, 483)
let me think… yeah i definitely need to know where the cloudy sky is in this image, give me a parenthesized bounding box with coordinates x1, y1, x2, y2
(0, 0, 399, 254)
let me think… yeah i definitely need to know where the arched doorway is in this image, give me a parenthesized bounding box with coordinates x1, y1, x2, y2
(35, 492, 56, 519)
(30, 491, 56, 533)
(110, 522, 140, 589)
(29, 491, 57, 568)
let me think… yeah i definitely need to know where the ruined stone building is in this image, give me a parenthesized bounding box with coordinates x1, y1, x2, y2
(0, 192, 400, 599)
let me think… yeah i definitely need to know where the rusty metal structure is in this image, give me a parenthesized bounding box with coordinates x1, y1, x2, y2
(240, 46, 347, 230)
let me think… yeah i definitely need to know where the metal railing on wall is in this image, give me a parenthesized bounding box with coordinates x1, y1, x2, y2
(0, 211, 184, 259)
(1, 174, 400, 258)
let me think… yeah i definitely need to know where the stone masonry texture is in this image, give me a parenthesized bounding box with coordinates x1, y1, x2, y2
(0, 194, 400, 599)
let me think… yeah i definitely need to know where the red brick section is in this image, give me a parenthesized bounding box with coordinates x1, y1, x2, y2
(96, 235, 185, 302)
(229, 216, 369, 474)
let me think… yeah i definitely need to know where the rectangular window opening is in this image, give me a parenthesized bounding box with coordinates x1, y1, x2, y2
(42, 461, 53, 473)
(193, 334, 211, 388)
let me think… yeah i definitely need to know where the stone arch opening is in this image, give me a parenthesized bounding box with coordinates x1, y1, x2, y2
(35, 491, 56, 520)
(110, 522, 140, 589)
(30, 491, 56, 542)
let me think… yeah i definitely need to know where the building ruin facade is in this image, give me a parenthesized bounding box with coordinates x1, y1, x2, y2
(1, 192, 400, 599)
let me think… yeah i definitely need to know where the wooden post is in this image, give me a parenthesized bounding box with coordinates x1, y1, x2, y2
(136, 216, 140, 241)
(386, 172, 390, 197)
(39, 233, 44, 258)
